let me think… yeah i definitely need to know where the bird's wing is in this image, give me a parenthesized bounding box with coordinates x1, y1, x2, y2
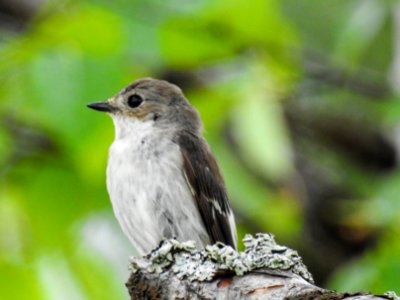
(176, 131, 237, 249)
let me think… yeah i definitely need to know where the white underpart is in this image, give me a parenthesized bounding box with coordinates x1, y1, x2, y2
(107, 115, 210, 255)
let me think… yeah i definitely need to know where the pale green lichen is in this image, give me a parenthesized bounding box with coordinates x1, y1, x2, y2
(383, 291, 400, 300)
(129, 233, 314, 283)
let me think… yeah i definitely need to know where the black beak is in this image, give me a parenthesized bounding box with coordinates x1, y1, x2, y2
(87, 101, 114, 112)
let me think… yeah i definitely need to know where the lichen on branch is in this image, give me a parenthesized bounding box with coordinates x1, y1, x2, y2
(130, 233, 313, 283)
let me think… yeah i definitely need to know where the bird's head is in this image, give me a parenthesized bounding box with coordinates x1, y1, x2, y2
(87, 78, 202, 133)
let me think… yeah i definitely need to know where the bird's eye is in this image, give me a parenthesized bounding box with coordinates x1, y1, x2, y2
(127, 94, 143, 108)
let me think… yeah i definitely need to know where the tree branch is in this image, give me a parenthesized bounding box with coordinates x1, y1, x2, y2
(126, 234, 399, 300)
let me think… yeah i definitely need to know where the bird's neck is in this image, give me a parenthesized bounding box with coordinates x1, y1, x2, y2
(111, 116, 155, 140)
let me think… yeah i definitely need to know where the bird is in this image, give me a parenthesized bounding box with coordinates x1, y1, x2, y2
(87, 78, 237, 255)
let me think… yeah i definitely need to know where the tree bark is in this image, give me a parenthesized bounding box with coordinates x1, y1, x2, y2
(126, 234, 399, 300)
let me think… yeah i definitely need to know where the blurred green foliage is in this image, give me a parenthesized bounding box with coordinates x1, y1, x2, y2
(1, 0, 400, 299)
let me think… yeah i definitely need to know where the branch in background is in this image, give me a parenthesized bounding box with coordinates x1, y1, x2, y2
(0, 0, 43, 33)
(0, 113, 59, 176)
(126, 234, 398, 300)
(303, 49, 390, 99)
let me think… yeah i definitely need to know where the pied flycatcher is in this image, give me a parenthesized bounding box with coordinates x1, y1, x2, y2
(87, 78, 237, 255)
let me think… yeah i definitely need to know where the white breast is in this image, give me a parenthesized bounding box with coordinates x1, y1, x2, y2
(106, 117, 209, 254)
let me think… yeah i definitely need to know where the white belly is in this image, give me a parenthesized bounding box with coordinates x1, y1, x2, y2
(106, 121, 209, 254)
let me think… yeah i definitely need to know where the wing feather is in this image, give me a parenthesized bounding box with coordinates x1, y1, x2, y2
(176, 131, 237, 249)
